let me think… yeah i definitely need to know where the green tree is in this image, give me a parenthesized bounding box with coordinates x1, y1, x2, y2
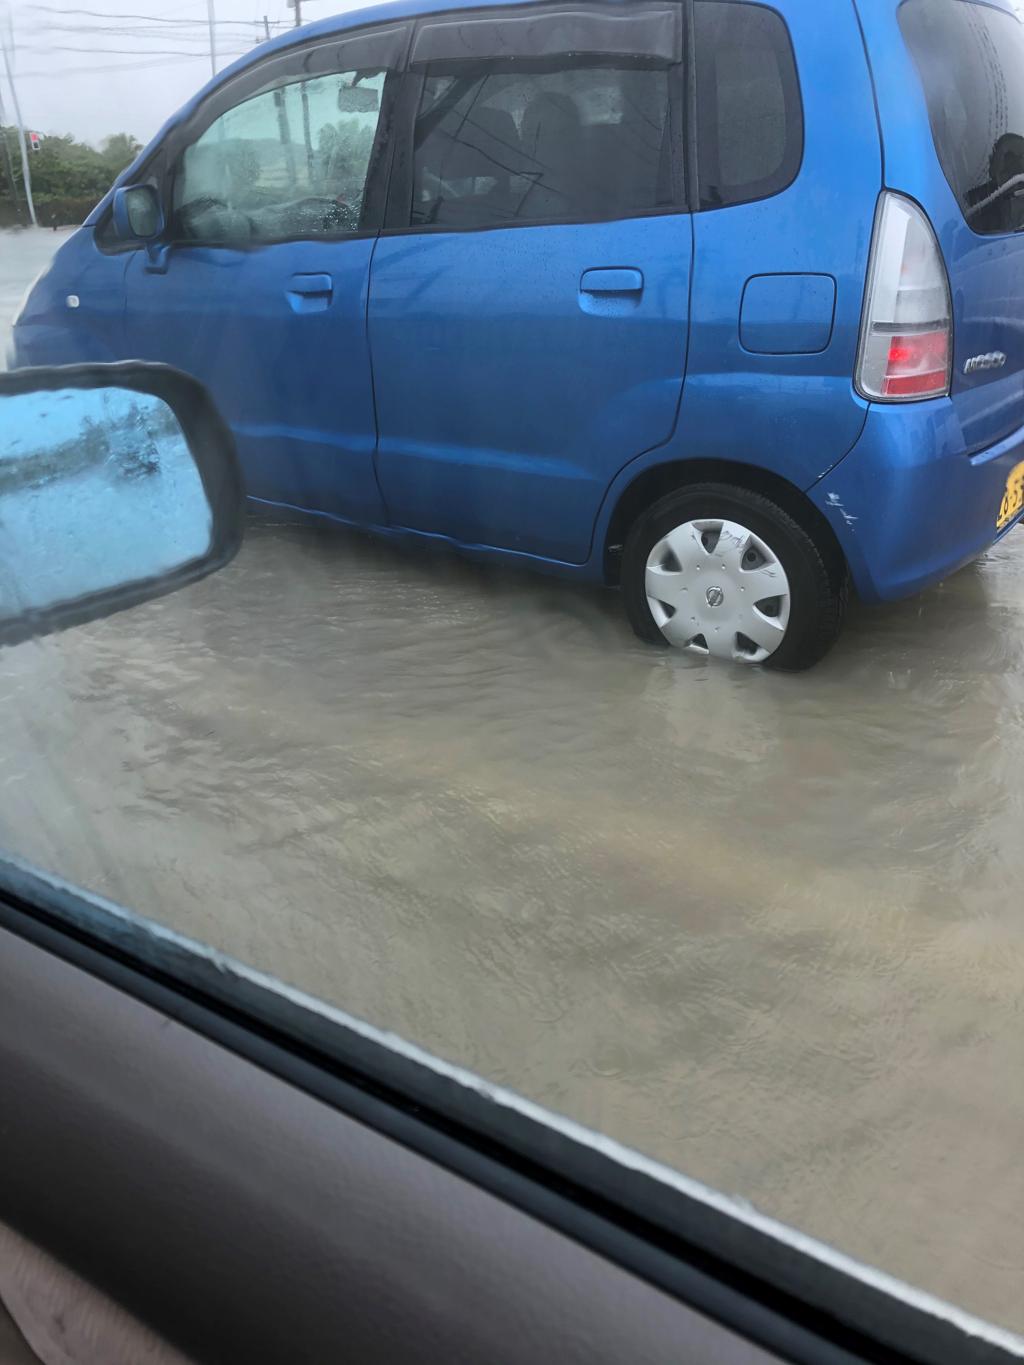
(1, 125, 143, 226)
(100, 132, 143, 176)
(1, 127, 107, 200)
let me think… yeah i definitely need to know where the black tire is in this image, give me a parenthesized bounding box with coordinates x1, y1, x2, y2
(622, 482, 847, 671)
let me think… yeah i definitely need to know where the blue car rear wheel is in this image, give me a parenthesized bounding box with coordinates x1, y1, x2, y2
(622, 483, 846, 671)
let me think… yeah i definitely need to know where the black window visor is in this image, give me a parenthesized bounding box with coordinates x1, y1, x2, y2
(411, 5, 682, 66)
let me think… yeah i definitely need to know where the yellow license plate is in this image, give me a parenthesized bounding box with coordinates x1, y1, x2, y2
(997, 460, 1024, 530)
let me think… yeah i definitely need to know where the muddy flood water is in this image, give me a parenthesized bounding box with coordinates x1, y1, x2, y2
(3, 228, 1024, 1336)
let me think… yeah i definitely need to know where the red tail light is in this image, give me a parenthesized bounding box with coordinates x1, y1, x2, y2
(856, 193, 952, 403)
(881, 328, 950, 397)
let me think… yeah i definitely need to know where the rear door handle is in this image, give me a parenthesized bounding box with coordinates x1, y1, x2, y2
(580, 268, 644, 294)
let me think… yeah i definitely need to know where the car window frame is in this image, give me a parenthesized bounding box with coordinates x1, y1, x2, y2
(382, 0, 690, 235)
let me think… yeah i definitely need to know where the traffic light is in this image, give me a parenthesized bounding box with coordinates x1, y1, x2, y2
(28, 131, 40, 152)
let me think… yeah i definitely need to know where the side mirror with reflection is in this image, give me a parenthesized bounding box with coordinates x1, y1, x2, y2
(0, 363, 244, 648)
(111, 184, 165, 243)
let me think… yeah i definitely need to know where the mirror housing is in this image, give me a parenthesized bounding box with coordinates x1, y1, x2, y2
(337, 82, 380, 113)
(111, 184, 165, 243)
(0, 363, 244, 648)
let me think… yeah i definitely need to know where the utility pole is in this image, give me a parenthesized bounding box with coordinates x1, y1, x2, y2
(0, 81, 26, 226)
(288, 0, 312, 177)
(267, 14, 296, 186)
(206, 0, 217, 78)
(0, 37, 36, 226)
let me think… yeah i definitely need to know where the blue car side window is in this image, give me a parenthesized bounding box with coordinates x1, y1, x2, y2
(693, 0, 802, 210)
(411, 63, 679, 229)
(399, 3, 685, 230)
(172, 68, 389, 243)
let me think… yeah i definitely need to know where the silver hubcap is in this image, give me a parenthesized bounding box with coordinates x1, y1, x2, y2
(645, 518, 791, 663)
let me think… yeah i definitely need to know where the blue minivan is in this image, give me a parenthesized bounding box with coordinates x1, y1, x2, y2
(11, 0, 1024, 667)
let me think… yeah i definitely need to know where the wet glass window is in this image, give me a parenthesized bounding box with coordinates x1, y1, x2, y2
(13, 0, 1024, 1348)
(410, 61, 677, 228)
(900, 0, 1024, 235)
(173, 69, 387, 242)
(694, 1, 801, 210)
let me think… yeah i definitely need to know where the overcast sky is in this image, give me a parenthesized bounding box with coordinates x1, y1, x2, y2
(1, 0, 366, 147)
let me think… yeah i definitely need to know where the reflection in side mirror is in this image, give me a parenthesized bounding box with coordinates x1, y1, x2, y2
(0, 364, 244, 647)
(337, 82, 380, 113)
(111, 184, 165, 242)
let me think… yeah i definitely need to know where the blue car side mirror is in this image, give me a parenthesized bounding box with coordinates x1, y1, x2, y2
(111, 185, 165, 244)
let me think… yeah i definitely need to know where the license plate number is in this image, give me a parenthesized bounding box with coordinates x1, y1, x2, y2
(997, 460, 1024, 529)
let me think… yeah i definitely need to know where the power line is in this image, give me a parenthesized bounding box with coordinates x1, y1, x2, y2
(16, 42, 258, 53)
(22, 4, 249, 19)
(32, 17, 287, 27)
(31, 14, 287, 22)
(7, 5, 285, 87)
(25, 29, 275, 42)
(14, 51, 253, 76)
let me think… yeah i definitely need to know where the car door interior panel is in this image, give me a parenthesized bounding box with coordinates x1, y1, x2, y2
(0, 923, 779, 1365)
